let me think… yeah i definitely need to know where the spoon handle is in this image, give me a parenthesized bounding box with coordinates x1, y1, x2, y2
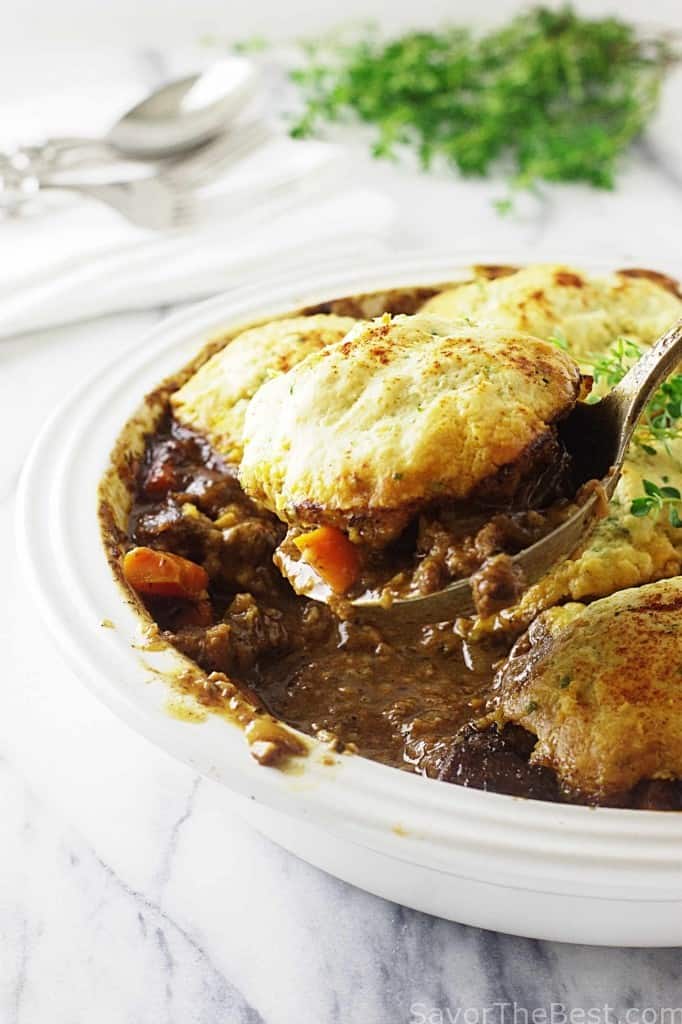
(607, 316, 682, 461)
(1, 137, 120, 178)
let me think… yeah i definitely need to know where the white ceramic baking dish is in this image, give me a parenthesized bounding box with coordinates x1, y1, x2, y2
(16, 253, 682, 946)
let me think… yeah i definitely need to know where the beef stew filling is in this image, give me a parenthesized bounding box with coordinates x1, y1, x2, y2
(127, 415, 682, 809)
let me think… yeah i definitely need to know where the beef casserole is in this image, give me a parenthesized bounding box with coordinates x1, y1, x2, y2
(107, 263, 682, 809)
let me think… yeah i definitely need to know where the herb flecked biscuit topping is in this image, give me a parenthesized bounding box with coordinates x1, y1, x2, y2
(490, 576, 682, 800)
(239, 313, 583, 545)
(421, 264, 682, 364)
(172, 314, 357, 463)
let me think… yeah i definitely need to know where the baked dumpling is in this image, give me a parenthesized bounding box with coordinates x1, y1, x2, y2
(239, 313, 583, 545)
(490, 576, 682, 801)
(421, 264, 682, 364)
(172, 314, 357, 463)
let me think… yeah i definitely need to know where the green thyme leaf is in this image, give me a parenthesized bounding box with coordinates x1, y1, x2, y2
(548, 332, 569, 351)
(630, 479, 682, 524)
(630, 497, 654, 516)
(591, 339, 682, 450)
(493, 197, 514, 216)
(289, 7, 678, 199)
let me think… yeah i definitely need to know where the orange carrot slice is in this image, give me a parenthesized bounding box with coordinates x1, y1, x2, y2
(293, 526, 360, 594)
(123, 546, 208, 599)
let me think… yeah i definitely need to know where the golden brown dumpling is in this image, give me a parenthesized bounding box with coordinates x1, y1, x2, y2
(421, 264, 682, 364)
(172, 314, 357, 463)
(239, 313, 582, 544)
(491, 576, 682, 800)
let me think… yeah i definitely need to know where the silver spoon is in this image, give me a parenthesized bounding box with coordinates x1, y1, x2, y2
(3, 57, 259, 174)
(349, 316, 682, 627)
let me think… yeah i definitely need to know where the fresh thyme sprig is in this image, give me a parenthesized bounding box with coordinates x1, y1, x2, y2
(647, 375, 682, 444)
(586, 338, 682, 523)
(289, 6, 678, 199)
(590, 337, 682, 454)
(630, 480, 682, 528)
(590, 337, 642, 391)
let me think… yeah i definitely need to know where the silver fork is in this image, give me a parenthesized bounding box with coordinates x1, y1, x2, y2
(29, 175, 195, 231)
(165, 118, 272, 187)
(1, 120, 273, 230)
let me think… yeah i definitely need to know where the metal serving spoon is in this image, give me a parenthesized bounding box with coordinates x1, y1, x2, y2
(350, 316, 682, 627)
(2, 58, 259, 175)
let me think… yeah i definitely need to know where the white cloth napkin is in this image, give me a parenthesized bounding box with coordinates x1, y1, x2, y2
(0, 135, 395, 339)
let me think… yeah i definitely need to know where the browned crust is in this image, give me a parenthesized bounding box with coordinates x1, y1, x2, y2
(472, 264, 520, 280)
(489, 580, 682, 800)
(284, 368, 585, 546)
(301, 267, 522, 319)
(617, 267, 682, 299)
(302, 285, 442, 318)
(288, 425, 575, 548)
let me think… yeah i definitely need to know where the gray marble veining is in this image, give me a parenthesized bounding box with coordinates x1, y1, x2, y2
(3, 748, 682, 1024)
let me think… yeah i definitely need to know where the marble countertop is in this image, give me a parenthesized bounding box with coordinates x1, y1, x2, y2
(3, 6, 682, 1020)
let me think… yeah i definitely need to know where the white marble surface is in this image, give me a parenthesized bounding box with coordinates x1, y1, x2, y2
(4, 3, 682, 1019)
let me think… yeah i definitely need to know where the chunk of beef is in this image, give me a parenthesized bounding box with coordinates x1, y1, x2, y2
(472, 511, 548, 560)
(471, 553, 525, 617)
(626, 779, 682, 811)
(141, 438, 181, 497)
(132, 501, 231, 579)
(472, 428, 574, 510)
(168, 622, 233, 674)
(132, 498, 284, 596)
(177, 469, 242, 518)
(411, 510, 547, 599)
(222, 593, 290, 672)
(139, 423, 214, 500)
(438, 723, 560, 802)
(168, 594, 290, 676)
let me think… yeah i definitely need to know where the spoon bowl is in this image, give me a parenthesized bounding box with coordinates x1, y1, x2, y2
(108, 58, 260, 158)
(2, 58, 260, 181)
(350, 316, 682, 627)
